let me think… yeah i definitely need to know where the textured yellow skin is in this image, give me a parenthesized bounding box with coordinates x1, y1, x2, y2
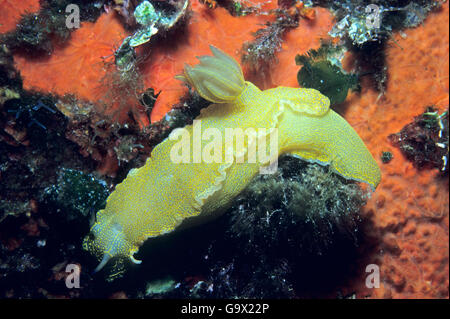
(84, 47, 381, 268)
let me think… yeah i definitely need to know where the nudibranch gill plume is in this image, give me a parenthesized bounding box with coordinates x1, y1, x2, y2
(83, 46, 381, 273)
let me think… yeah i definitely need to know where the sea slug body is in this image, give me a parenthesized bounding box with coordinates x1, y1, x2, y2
(83, 46, 381, 272)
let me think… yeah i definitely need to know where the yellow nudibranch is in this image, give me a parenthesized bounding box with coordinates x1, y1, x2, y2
(83, 46, 381, 272)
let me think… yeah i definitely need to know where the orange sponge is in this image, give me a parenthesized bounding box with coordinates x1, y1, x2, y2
(13, 11, 128, 104)
(0, 0, 40, 34)
(338, 1, 449, 299)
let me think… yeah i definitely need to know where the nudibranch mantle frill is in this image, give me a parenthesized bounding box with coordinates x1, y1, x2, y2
(83, 46, 381, 272)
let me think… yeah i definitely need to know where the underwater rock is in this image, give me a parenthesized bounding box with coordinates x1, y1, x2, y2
(59, 90, 207, 177)
(42, 168, 109, 222)
(0, 89, 102, 225)
(313, 0, 444, 92)
(2, 0, 107, 54)
(321, 0, 443, 46)
(389, 107, 449, 174)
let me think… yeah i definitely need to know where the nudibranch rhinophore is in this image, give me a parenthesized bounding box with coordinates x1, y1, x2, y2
(83, 46, 381, 272)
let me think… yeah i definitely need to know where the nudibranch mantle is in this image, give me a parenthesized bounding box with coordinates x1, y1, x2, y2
(83, 46, 381, 271)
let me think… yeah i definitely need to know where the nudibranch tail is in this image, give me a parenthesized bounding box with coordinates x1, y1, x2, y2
(179, 45, 246, 103)
(274, 97, 381, 190)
